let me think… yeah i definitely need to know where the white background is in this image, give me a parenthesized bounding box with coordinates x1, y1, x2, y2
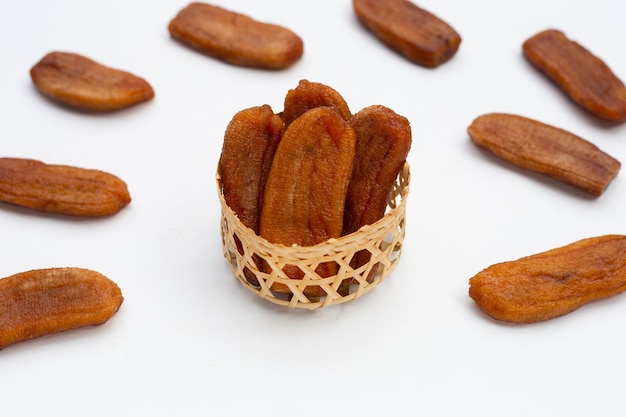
(2, 0, 626, 416)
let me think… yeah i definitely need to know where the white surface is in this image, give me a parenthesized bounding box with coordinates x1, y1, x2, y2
(2, 0, 626, 416)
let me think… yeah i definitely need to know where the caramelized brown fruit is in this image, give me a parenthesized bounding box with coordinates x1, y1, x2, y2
(218, 105, 284, 233)
(0, 157, 131, 217)
(168, 2, 303, 70)
(344, 105, 412, 235)
(469, 235, 626, 323)
(523, 29, 626, 123)
(468, 113, 620, 197)
(260, 107, 357, 295)
(353, 0, 461, 67)
(218, 105, 284, 287)
(281, 79, 352, 126)
(0, 268, 123, 349)
(30, 51, 154, 111)
(344, 105, 411, 274)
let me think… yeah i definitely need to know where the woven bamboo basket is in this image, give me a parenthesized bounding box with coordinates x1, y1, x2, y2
(217, 162, 410, 310)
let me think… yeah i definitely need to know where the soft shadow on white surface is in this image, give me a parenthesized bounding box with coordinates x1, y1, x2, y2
(2, 1, 626, 416)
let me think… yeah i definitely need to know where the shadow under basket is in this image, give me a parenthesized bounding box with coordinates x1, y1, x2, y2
(217, 162, 410, 310)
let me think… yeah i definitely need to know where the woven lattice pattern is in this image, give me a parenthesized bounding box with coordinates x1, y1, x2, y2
(217, 162, 410, 309)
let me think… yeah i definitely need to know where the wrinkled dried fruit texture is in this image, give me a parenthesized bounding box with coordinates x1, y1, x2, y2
(260, 107, 356, 295)
(344, 105, 412, 235)
(345, 105, 412, 269)
(523, 29, 626, 123)
(469, 235, 626, 323)
(468, 113, 620, 197)
(218, 105, 284, 286)
(30, 52, 154, 111)
(168, 2, 303, 70)
(0, 268, 123, 349)
(353, 0, 461, 67)
(281, 79, 352, 127)
(0, 157, 131, 217)
(218, 105, 284, 233)
(343, 105, 411, 271)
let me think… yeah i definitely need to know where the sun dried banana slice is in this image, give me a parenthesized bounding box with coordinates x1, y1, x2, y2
(523, 29, 626, 123)
(0, 268, 123, 349)
(260, 106, 357, 296)
(0, 157, 131, 217)
(281, 79, 352, 126)
(469, 235, 626, 323)
(353, 0, 461, 67)
(30, 51, 154, 111)
(468, 113, 620, 197)
(218, 105, 284, 233)
(168, 2, 303, 70)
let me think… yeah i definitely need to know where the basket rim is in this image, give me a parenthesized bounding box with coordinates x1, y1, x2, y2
(215, 161, 411, 253)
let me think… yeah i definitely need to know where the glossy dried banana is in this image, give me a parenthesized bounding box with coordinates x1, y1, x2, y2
(281, 79, 352, 127)
(30, 51, 154, 111)
(0, 157, 131, 217)
(0, 268, 123, 349)
(353, 0, 461, 67)
(168, 2, 303, 70)
(344, 105, 412, 235)
(218, 105, 284, 233)
(260, 106, 356, 295)
(523, 29, 626, 123)
(468, 113, 620, 197)
(469, 235, 626, 323)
